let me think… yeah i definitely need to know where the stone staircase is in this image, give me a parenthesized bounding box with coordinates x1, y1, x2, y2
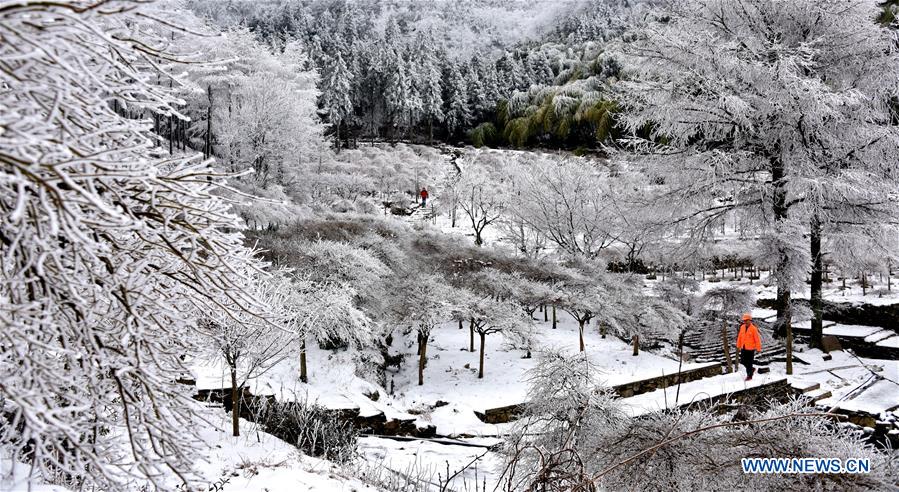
(791, 380, 832, 404)
(404, 201, 439, 225)
(682, 320, 787, 367)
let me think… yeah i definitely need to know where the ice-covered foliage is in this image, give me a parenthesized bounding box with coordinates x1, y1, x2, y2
(502, 357, 898, 491)
(502, 350, 625, 491)
(0, 1, 276, 488)
(698, 286, 756, 320)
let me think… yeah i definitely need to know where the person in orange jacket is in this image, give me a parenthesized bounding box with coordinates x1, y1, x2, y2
(736, 312, 762, 381)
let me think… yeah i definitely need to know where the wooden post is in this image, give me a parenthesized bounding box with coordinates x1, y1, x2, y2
(632, 335, 639, 356)
(722, 323, 733, 373)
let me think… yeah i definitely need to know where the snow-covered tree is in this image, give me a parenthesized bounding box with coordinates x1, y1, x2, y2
(268, 239, 386, 382)
(444, 62, 472, 137)
(200, 272, 298, 437)
(388, 274, 456, 385)
(181, 31, 323, 228)
(620, 0, 899, 373)
(295, 280, 373, 383)
(322, 52, 354, 151)
(458, 293, 532, 379)
(507, 157, 616, 259)
(0, 1, 276, 488)
(456, 156, 508, 247)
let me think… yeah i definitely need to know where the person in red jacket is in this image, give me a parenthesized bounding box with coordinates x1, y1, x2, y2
(419, 188, 429, 207)
(736, 313, 762, 381)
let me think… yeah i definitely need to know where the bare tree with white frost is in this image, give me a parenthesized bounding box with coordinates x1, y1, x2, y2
(507, 156, 617, 259)
(199, 271, 298, 437)
(456, 155, 508, 247)
(388, 273, 457, 386)
(0, 1, 276, 489)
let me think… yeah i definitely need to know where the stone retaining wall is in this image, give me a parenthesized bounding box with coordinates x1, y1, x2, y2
(475, 363, 723, 424)
(613, 363, 722, 398)
(758, 298, 899, 333)
(193, 387, 436, 437)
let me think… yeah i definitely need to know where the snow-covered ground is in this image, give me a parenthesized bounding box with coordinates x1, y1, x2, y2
(188, 246, 898, 491)
(357, 436, 503, 491)
(784, 350, 899, 416)
(190, 412, 376, 492)
(1, 410, 377, 492)
(193, 308, 713, 437)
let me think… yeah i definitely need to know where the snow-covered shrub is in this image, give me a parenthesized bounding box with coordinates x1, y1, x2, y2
(502, 350, 625, 491)
(353, 197, 381, 215)
(255, 400, 357, 463)
(503, 389, 899, 491)
(331, 198, 356, 213)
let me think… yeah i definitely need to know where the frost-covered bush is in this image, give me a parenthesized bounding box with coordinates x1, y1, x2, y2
(353, 197, 381, 215)
(503, 363, 899, 492)
(331, 198, 356, 213)
(255, 400, 357, 463)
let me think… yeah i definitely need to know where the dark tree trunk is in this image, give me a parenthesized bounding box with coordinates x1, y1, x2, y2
(578, 319, 585, 352)
(469, 318, 475, 352)
(810, 215, 824, 349)
(632, 334, 639, 356)
(478, 331, 486, 379)
(335, 120, 342, 152)
(300, 338, 308, 383)
(230, 367, 240, 437)
(771, 156, 793, 374)
(552, 305, 557, 329)
(418, 331, 428, 386)
(205, 85, 213, 158)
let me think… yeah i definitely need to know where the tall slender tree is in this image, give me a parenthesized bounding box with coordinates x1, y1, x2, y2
(621, 0, 899, 372)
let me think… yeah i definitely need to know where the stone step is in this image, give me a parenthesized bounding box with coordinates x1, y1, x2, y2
(865, 330, 896, 344)
(806, 389, 832, 403)
(791, 381, 820, 394)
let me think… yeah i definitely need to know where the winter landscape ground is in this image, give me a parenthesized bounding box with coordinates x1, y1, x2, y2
(2, 0, 899, 491)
